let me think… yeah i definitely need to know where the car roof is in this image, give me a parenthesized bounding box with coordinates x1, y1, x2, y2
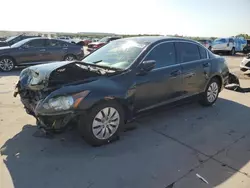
(116, 36, 201, 45)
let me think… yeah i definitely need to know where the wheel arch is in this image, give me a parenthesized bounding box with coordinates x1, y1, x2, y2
(0, 55, 17, 64)
(203, 74, 223, 92)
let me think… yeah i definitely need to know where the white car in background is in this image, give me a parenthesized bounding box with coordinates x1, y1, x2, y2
(58, 37, 76, 44)
(240, 53, 250, 72)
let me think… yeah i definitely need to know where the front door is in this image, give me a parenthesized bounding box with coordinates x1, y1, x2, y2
(134, 42, 182, 111)
(175, 42, 210, 96)
(16, 39, 47, 64)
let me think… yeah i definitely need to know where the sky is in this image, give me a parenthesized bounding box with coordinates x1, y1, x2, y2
(1, 0, 250, 37)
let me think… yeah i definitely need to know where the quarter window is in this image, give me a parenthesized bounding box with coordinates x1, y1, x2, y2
(176, 42, 200, 63)
(145, 42, 176, 68)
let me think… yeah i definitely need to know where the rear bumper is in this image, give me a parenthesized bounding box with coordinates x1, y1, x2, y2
(87, 48, 96, 52)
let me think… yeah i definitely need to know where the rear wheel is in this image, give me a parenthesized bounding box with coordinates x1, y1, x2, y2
(199, 77, 221, 106)
(64, 54, 76, 61)
(78, 101, 124, 146)
(0, 57, 15, 72)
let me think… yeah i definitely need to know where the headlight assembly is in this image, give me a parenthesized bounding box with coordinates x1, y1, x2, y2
(42, 90, 90, 111)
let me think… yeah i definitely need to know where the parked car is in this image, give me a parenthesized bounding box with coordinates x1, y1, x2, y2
(57, 36, 75, 44)
(76, 38, 92, 46)
(15, 36, 230, 146)
(240, 53, 250, 72)
(198, 39, 213, 50)
(212, 37, 247, 55)
(87, 36, 122, 52)
(0, 34, 41, 47)
(0, 37, 84, 71)
(243, 40, 250, 54)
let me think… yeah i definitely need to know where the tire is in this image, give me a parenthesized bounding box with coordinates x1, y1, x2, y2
(230, 47, 235, 56)
(0, 57, 15, 72)
(64, 54, 76, 61)
(78, 101, 125, 146)
(199, 77, 221, 106)
(240, 68, 248, 72)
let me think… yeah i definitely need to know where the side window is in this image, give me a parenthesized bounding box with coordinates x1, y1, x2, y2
(229, 39, 234, 43)
(176, 42, 200, 63)
(199, 46, 207, 59)
(145, 42, 176, 68)
(26, 39, 45, 48)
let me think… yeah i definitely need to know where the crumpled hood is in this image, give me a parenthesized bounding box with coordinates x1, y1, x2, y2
(19, 61, 73, 90)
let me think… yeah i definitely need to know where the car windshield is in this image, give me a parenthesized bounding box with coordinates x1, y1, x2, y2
(214, 38, 227, 43)
(5, 36, 17, 42)
(82, 40, 148, 69)
(11, 38, 30, 48)
(98, 37, 110, 43)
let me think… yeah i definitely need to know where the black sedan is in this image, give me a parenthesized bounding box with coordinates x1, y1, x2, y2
(15, 36, 230, 146)
(0, 37, 84, 71)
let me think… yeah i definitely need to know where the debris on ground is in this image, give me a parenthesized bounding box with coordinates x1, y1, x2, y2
(196, 173, 209, 184)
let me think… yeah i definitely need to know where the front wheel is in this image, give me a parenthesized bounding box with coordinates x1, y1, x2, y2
(78, 101, 124, 146)
(231, 48, 235, 56)
(0, 57, 15, 72)
(199, 78, 221, 106)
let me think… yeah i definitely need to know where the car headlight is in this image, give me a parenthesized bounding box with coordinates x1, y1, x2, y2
(42, 91, 90, 111)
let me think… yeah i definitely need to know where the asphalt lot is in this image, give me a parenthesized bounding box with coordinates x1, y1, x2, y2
(0, 53, 250, 188)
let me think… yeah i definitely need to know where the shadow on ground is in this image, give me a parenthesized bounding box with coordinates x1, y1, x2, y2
(1, 98, 250, 188)
(0, 68, 22, 77)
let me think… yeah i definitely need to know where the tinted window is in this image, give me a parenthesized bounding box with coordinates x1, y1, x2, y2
(199, 46, 207, 59)
(145, 42, 176, 68)
(176, 42, 200, 63)
(26, 39, 45, 48)
(47, 40, 68, 47)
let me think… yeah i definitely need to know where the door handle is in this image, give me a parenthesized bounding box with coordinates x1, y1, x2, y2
(63, 47, 68, 50)
(39, 49, 46, 52)
(203, 62, 210, 67)
(170, 70, 181, 77)
(184, 72, 195, 78)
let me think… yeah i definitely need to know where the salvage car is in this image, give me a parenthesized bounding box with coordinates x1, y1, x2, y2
(0, 37, 84, 71)
(87, 36, 122, 52)
(240, 53, 250, 72)
(0, 34, 41, 47)
(15, 36, 230, 146)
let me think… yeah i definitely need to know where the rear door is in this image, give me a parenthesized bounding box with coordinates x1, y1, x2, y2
(44, 39, 68, 61)
(17, 39, 47, 64)
(175, 42, 211, 96)
(135, 42, 182, 110)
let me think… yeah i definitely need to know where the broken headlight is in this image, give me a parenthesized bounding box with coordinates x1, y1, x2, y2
(43, 96, 74, 111)
(41, 91, 90, 111)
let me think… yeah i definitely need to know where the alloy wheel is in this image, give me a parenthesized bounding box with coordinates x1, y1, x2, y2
(0, 58, 14, 71)
(92, 107, 120, 140)
(65, 55, 75, 61)
(207, 82, 219, 103)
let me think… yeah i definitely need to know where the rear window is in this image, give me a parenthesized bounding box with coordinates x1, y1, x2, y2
(176, 42, 200, 63)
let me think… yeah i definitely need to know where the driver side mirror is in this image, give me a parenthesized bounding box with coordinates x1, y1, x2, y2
(136, 60, 156, 76)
